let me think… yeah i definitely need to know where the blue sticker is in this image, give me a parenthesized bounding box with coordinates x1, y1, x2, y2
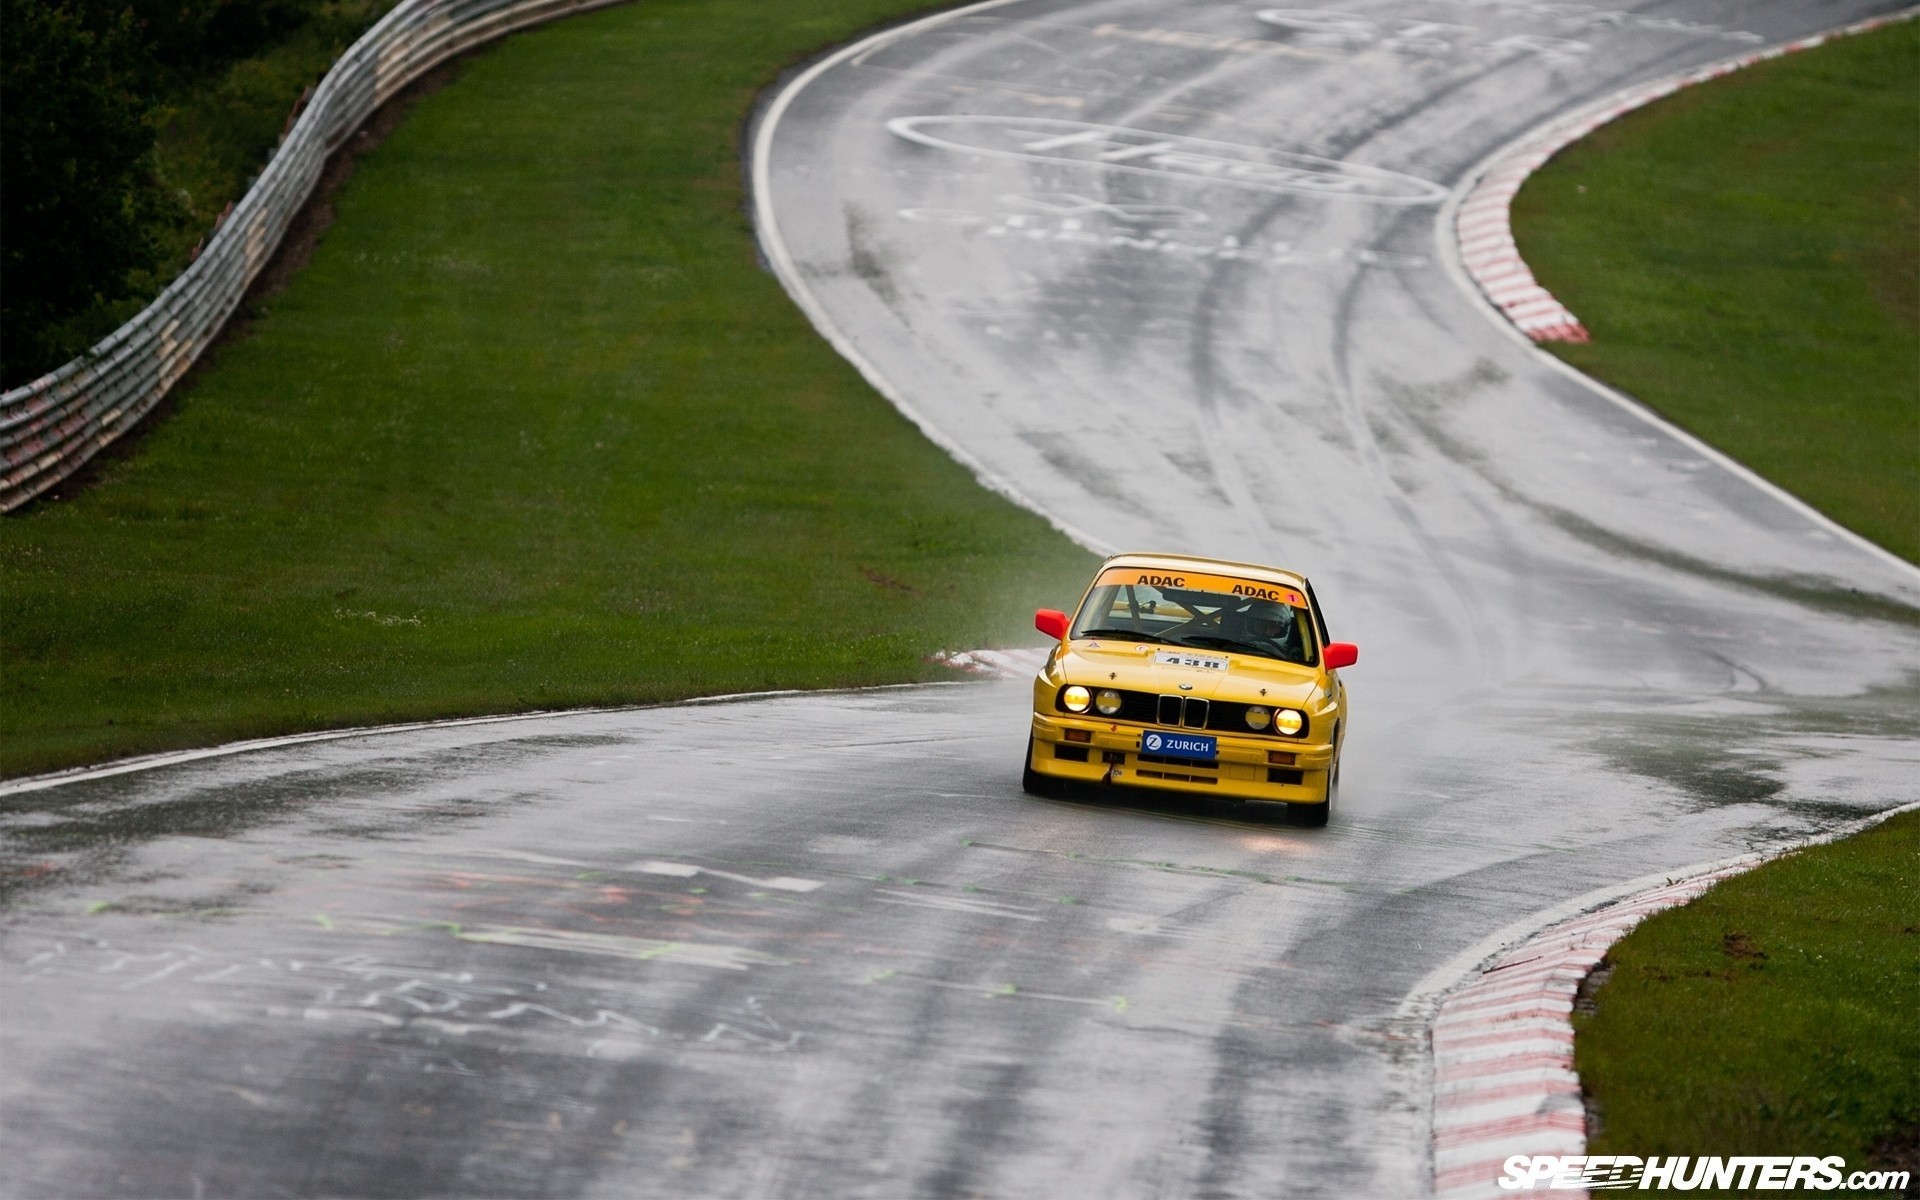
(1140, 730, 1216, 760)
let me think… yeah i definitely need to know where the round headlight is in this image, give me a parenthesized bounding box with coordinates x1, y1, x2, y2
(1095, 688, 1123, 716)
(1062, 685, 1091, 713)
(1244, 705, 1271, 731)
(1274, 708, 1305, 736)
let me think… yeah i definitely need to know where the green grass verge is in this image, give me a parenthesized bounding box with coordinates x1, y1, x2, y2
(0, 0, 1099, 778)
(1511, 20, 1919, 563)
(1577, 810, 1919, 1184)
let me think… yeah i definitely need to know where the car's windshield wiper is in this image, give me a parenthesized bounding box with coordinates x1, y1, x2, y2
(1076, 628, 1175, 645)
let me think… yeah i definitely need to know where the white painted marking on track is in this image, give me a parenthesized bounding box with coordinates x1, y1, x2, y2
(873, 889, 1044, 921)
(465, 848, 591, 868)
(631, 861, 824, 892)
(886, 116, 1450, 204)
(1254, 10, 1594, 60)
(897, 202, 1431, 270)
(455, 925, 793, 969)
(632, 860, 700, 878)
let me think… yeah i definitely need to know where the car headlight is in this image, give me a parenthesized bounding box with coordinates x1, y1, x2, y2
(1095, 688, 1123, 716)
(1274, 708, 1306, 736)
(1062, 685, 1091, 713)
(1244, 705, 1270, 731)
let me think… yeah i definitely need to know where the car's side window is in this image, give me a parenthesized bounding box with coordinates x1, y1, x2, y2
(1301, 578, 1331, 646)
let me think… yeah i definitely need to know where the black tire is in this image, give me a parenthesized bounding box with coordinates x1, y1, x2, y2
(1287, 756, 1337, 827)
(1021, 735, 1057, 797)
(1286, 798, 1330, 827)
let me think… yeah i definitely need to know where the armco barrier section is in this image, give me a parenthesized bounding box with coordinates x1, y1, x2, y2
(0, 0, 621, 512)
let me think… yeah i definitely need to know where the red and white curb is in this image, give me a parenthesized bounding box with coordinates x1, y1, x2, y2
(1454, 8, 1918, 344)
(930, 646, 1050, 678)
(1428, 864, 1750, 1199)
(1418, 800, 1919, 1199)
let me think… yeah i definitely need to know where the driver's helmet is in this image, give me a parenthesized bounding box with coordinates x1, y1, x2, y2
(1236, 600, 1292, 642)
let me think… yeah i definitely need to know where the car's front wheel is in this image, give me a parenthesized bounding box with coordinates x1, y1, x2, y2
(1021, 735, 1057, 797)
(1287, 755, 1337, 828)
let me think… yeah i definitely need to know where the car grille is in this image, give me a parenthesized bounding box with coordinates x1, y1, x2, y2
(1075, 687, 1301, 738)
(1155, 694, 1211, 727)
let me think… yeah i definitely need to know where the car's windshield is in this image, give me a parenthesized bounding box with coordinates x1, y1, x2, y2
(1071, 566, 1318, 667)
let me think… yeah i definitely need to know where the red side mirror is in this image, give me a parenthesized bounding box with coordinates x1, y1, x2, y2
(1324, 642, 1359, 670)
(1035, 608, 1069, 641)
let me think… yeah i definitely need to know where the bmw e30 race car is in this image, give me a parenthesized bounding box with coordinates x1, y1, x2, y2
(1025, 553, 1358, 826)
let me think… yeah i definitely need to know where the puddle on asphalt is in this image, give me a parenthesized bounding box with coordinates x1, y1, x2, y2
(1566, 672, 1920, 815)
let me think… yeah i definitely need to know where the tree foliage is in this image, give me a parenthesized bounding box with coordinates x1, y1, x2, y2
(1, 0, 327, 388)
(1, 0, 167, 387)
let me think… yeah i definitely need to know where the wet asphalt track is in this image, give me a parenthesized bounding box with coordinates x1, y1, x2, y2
(5, 1, 1920, 1197)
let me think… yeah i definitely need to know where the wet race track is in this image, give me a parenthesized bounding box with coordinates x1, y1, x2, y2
(5, 0, 1920, 1196)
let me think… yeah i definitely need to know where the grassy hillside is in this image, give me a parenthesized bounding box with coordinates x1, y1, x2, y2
(0, 0, 1098, 777)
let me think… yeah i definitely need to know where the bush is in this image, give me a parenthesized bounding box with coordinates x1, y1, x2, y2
(0, 0, 167, 386)
(0, 0, 338, 388)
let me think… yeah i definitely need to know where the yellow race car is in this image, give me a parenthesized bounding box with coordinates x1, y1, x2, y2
(1025, 552, 1357, 826)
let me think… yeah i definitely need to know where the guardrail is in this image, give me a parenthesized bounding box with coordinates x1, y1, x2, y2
(0, 0, 622, 512)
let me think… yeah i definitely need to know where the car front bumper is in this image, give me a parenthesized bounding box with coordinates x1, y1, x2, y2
(1029, 714, 1334, 805)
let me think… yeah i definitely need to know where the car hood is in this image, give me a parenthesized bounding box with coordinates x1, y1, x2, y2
(1057, 640, 1321, 705)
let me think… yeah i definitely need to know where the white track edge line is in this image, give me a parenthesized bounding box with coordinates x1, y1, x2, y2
(1432, 9, 1920, 590)
(0, 679, 987, 797)
(748, 0, 1118, 557)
